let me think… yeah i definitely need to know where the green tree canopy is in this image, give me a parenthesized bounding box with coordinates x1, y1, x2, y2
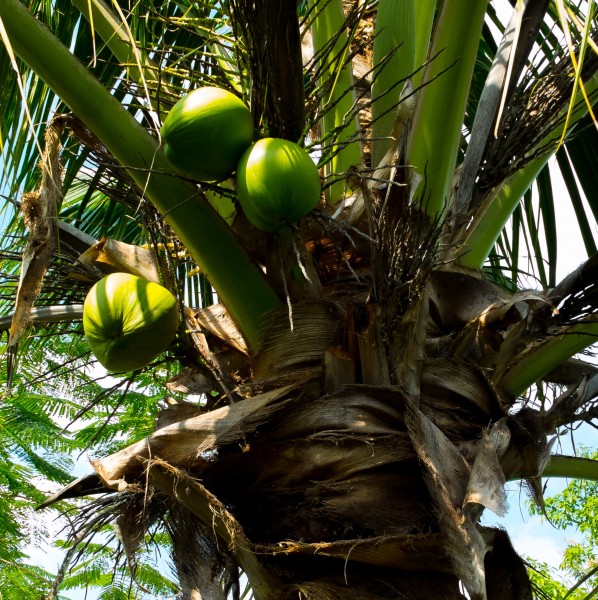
(529, 450, 598, 599)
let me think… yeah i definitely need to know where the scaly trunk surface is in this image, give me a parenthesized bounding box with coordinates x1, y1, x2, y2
(86, 198, 549, 599)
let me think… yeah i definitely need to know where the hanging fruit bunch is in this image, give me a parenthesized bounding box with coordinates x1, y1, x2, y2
(161, 86, 321, 231)
(84, 88, 322, 369)
(83, 272, 179, 372)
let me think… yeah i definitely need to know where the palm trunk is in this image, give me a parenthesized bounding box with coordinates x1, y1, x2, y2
(87, 208, 554, 599)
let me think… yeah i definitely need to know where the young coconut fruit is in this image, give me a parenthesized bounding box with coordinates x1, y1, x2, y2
(236, 138, 321, 232)
(161, 86, 254, 182)
(83, 273, 179, 372)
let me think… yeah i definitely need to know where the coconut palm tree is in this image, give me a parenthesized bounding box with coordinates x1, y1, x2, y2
(0, 0, 598, 598)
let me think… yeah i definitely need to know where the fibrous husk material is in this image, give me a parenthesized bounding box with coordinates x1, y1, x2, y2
(9, 119, 64, 346)
(65, 270, 550, 599)
(87, 368, 529, 599)
(252, 301, 345, 379)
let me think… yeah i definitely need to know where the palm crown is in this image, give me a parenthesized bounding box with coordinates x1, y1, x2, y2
(0, 0, 597, 598)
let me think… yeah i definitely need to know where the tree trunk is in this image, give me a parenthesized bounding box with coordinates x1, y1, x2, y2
(89, 247, 541, 599)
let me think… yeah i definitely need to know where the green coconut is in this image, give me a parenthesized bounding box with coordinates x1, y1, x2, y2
(83, 273, 179, 372)
(236, 138, 321, 232)
(161, 86, 254, 182)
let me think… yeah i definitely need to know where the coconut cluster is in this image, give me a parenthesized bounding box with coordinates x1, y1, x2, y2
(160, 86, 322, 232)
(84, 87, 321, 372)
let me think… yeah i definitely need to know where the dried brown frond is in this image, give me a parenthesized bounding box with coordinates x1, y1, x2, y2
(53, 485, 240, 598)
(54, 490, 165, 575)
(9, 118, 64, 348)
(166, 500, 239, 599)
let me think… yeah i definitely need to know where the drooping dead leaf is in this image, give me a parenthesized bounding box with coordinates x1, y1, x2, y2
(114, 494, 154, 594)
(78, 237, 160, 282)
(167, 501, 232, 600)
(92, 382, 307, 487)
(464, 420, 510, 518)
(36, 472, 106, 510)
(9, 119, 64, 346)
(404, 400, 470, 508)
(404, 399, 488, 600)
(145, 459, 279, 597)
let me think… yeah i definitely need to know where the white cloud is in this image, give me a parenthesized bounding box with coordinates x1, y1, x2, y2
(510, 518, 565, 568)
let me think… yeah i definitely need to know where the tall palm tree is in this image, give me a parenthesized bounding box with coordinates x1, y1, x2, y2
(1, 0, 598, 598)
